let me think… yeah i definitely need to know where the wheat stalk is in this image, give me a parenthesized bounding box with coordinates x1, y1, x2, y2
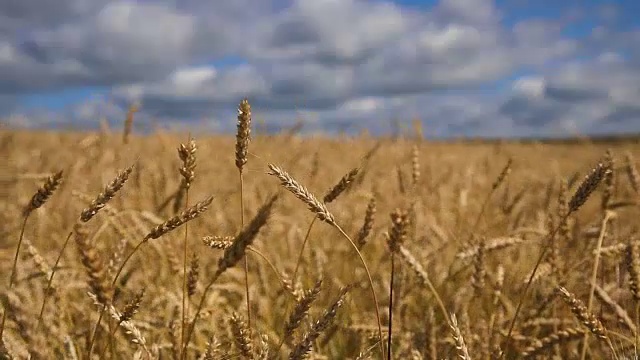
(2, 170, 64, 340)
(235, 98, 254, 348)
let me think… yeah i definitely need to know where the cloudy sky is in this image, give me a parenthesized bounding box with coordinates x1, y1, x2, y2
(1, 0, 639, 138)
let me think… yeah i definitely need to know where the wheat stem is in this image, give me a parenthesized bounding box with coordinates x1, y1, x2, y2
(334, 224, 385, 360)
(36, 230, 74, 328)
(387, 252, 395, 360)
(579, 210, 613, 360)
(0, 216, 29, 340)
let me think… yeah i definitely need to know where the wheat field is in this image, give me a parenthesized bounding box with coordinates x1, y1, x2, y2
(1, 104, 640, 360)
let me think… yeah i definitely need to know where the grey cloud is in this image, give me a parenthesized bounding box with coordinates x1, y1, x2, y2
(510, 19, 579, 66)
(0, 0, 109, 34)
(601, 105, 640, 126)
(268, 17, 321, 48)
(499, 96, 569, 127)
(0, 0, 260, 94)
(544, 86, 607, 103)
(0, 94, 18, 115)
(498, 56, 640, 135)
(249, 0, 411, 65)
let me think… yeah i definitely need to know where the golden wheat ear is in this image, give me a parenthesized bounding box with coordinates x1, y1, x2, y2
(80, 164, 134, 222)
(235, 98, 252, 172)
(23, 170, 64, 217)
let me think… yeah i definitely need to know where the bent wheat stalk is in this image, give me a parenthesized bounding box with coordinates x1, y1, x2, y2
(284, 166, 360, 349)
(177, 136, 196, 360)
(267, 164, 385, 359)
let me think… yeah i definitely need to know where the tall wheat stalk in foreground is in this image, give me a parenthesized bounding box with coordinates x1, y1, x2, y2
(177, 136, 196, 360)
(235, 98, 253, 345)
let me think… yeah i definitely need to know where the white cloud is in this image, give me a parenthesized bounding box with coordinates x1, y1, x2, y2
(169, 66, 217, 95)
(513, 76, 546, 99)
(339, 97, 382, 114)
(0, 42, 18, 64)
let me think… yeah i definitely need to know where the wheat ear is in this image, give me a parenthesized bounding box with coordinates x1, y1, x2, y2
(0, 170, 63, 340)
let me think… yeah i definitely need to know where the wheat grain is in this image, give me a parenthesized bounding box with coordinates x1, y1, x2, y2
(449, 313, 471, 360)
(202, 235, 234, 250)
(556, 286, 607, 340)
(230, 312, 253, 359)
(187, 253, 199, 297)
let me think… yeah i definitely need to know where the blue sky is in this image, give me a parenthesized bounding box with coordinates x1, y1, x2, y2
(1, 0, 639, 137)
